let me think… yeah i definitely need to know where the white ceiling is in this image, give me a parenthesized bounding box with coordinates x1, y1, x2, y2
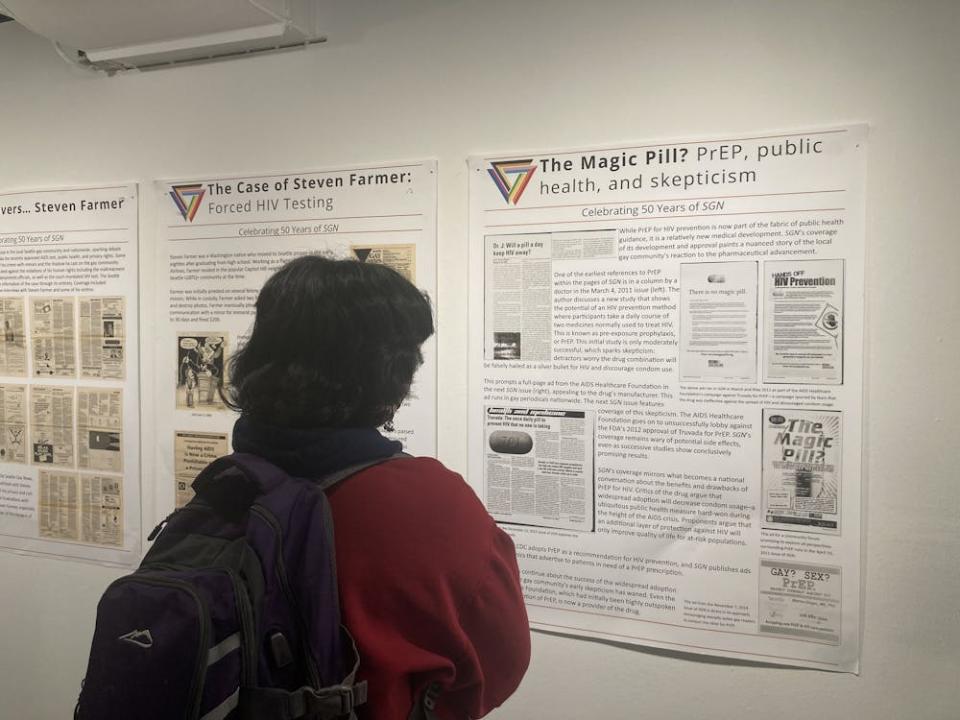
(0, 0, 314, 51)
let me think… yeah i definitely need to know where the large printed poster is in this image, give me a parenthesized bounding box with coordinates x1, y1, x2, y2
(156, 162, 437, 512)
(0, 184, 140, 564)
(469, 127, 866, 671)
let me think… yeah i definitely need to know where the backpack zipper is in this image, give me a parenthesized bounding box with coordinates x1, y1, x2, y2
(138, 563, 257, 688)
(225, 568, 258, 687)
(147, 502, 214, 542)
(250, 504, 322, 689)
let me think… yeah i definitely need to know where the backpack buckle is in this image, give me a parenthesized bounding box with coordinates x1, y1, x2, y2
(349, 681, 368, 710)
(302, 681, 368, 717)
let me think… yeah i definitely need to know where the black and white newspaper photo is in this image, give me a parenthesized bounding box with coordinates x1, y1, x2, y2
(176, 333, 227, 411)
(77, 388, 123, 474)
(0, 297, 26, 377)
(30, 297, 76, 377)
(484, 407, 595, 532)
(79, 297, 126, 380)
(762, 409, 841, 533)
(30, 385, 74, 467)
(763, 259, 844, 384)
(679, 261, 758, 382)
(0, 384, 26, 464)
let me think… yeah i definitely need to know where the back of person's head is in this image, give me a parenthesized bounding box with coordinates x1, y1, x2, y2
(224, 254, 433, 428)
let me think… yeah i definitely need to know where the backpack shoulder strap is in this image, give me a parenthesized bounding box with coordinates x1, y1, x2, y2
(190, 453, 288, 519)
(191, 451, 411, 518)
(313, 451, 411, 491)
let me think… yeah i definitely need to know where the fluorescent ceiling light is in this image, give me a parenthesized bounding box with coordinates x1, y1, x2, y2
(85, 22, 287, 63)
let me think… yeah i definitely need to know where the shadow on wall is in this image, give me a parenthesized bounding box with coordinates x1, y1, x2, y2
(533, 628, 827, 672)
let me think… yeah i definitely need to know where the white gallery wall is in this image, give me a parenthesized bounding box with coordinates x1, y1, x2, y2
(1, 1, 957, 718)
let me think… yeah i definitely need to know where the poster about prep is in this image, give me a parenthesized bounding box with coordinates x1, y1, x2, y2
(155, 162, 437, 510)
(469, 127, 866, 671)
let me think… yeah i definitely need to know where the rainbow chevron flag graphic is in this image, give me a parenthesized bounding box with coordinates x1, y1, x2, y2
(169, 183, 206, 222)
(488, 159, 536, 205)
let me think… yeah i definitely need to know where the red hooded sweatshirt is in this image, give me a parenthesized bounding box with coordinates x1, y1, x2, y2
(327, 456, 530, 720)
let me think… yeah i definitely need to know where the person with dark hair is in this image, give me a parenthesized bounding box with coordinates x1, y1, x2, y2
(224, 254, 530, 720)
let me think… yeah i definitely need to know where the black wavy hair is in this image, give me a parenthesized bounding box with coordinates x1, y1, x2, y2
(223, 254, 433, 428)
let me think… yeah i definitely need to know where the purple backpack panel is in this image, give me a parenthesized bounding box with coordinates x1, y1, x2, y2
(75, 453, 388, 720)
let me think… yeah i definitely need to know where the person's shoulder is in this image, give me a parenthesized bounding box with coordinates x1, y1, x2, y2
(329, 455, 499, 557)
(362, 455, 488, 515)
(351, 455, 474, 494)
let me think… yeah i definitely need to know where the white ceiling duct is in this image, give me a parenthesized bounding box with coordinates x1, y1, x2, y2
(0, 0, 326, 73)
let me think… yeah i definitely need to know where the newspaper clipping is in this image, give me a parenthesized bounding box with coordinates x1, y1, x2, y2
(352, 243, 417, 282)
(77, 388, 123, 473)
(484, 230, 617, 362)
(38, 470, 78, 540)
(759, 560, 842, 644)
(762, 409, 841, 533)
(0, 297, 26, 377)
(31, 297, 76, 377)
(484, 407, 595, 532)
(30, 385, 75, 467)
(0, 384, 27, 464)
(763, 259, 844, 384)
(80, 474, 123, 546)
(176, 334, 227, 411)
(679, 261, 758, 382)
(174, 430, 228, 507)
(79, 296, 126, 380)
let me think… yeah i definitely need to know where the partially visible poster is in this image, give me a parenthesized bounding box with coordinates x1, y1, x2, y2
(469, 127, 866, 672)
(0, 184, 140, 564)
(155, 162, 437, 517)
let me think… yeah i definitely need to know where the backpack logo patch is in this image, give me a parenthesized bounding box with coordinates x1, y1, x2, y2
(118, 629, 154, 649)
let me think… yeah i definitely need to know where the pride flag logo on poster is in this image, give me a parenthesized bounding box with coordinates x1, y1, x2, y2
(169, 183, 206, 222)
(488, 159, 536, 205)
